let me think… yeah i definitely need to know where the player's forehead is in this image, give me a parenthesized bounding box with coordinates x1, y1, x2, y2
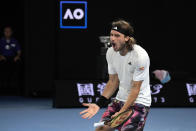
(110, 30, 124, 36)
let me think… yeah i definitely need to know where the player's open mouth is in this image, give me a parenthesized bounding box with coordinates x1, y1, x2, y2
(111, 43, 116, 48)
(111, 43, 118, 50)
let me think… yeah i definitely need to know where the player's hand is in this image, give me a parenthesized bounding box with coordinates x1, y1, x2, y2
(80, 103, 100, 119)
(111, 111, 120, 118)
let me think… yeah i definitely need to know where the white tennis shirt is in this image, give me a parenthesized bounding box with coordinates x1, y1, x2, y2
(106, 44, 151, 106)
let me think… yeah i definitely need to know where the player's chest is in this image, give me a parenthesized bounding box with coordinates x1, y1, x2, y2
(112, 54, 136, 74)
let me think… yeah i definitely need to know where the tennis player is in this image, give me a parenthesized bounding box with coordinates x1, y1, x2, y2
(80, 20, 151, 131)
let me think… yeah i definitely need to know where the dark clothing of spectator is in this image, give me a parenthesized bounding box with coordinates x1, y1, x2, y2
(0, 37, 21, 94)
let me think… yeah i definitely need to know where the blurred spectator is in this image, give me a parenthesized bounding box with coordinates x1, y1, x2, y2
(152, 69, 171, 84)
(0, 26, 21, 90)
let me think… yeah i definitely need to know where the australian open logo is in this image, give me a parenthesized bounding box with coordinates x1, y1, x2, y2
(60, 1, 87, 29)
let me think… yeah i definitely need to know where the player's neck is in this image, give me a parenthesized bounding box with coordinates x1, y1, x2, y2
(119, 46, 129, 56)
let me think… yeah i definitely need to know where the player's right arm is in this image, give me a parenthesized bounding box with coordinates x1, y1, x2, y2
(95, 47, 118, 107)
(102, 47, 119, 99)
(80, 48, 118, 119)
(80, 75, 119, 120)
(101, 74, 119, 99)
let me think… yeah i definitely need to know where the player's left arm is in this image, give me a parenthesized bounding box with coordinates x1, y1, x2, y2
(111, 80, 142, 118)
(119, 80, 142, 113)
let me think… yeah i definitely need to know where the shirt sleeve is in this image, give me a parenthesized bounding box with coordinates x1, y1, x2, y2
(106, 48, 117, 74)
(133, 54, 149, 81)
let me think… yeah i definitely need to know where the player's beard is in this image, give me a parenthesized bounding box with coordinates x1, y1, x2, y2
(114, 43, 126, 51)
(112, 42, 126, 52)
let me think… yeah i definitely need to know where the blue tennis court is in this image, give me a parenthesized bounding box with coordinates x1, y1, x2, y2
(0, 96, 196, 131)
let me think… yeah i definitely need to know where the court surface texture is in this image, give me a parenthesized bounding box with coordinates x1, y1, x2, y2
(0, 96, 196, 131)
